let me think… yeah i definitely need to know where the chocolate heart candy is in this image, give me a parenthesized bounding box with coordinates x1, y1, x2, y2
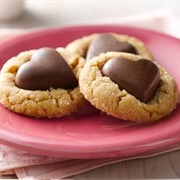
(15, 48, 78, 90)
(86, 34, 137, 60)
(101, 58, 160, 103)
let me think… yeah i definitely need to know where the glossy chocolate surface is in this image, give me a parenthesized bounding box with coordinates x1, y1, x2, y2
(15, 48, 78, 90)
(101, 58, 160, 103)
(86, 34, 137, 60)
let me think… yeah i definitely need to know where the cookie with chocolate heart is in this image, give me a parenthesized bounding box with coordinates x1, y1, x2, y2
(66, 33, 154, 61)
(79, 52, 179, 123)
(0, 48, 87, 118)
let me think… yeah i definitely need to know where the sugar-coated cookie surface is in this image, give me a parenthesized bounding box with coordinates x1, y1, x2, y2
(0, 48, 87, 118)
(79, 52, 179, 123)
(66, 33, 154, 60)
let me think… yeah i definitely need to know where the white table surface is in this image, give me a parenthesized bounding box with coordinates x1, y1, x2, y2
(1, 1, 180, 179)
(0, 0, 180, 29)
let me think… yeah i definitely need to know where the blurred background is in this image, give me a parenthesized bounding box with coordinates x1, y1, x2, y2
(0, 0, 180, 30)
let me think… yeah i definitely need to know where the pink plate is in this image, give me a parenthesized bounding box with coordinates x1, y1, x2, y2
(0, 25, 179, 159)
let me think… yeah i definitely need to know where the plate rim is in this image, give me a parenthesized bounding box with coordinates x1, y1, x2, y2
(1, 24, 180, 47)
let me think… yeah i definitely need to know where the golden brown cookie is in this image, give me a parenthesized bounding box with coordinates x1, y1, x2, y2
(79, 52, 179, 123)
(66, 33, 154, 60)
(0, 48, 87, 118)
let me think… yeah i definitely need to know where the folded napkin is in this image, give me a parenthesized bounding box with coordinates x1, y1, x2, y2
(0, 8, 180, 179)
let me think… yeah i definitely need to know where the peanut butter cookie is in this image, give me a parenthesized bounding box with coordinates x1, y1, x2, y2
(0, 48, 87, 118)
(66, 33, 154, 60)
(79, 52, 179, 123)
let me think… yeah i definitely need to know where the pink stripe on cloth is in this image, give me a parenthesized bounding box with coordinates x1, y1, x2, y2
(0, 144, 66, 172)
